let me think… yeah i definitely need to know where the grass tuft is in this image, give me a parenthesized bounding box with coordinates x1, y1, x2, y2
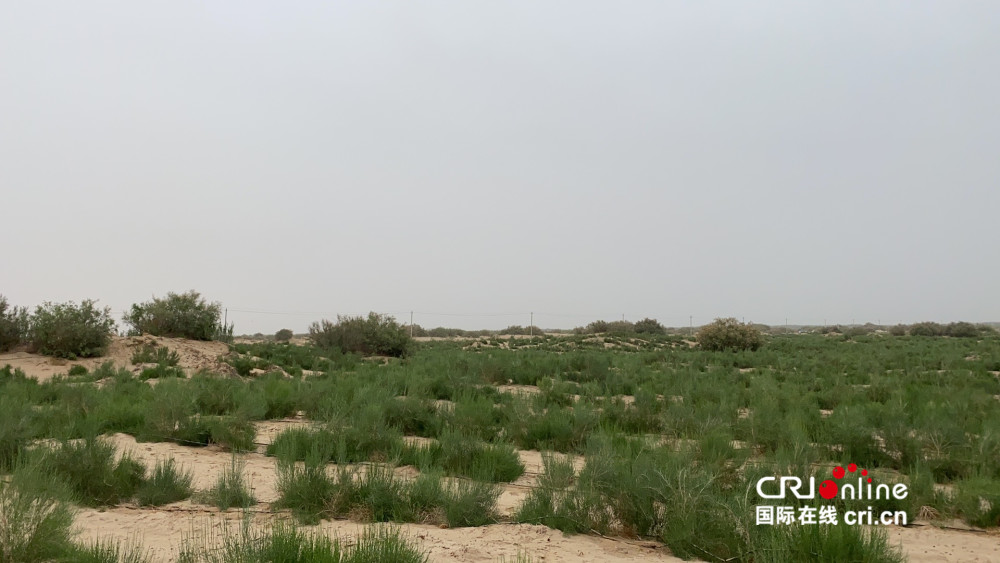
(136, 458, 193, 506)
(199, 456, 256, 510)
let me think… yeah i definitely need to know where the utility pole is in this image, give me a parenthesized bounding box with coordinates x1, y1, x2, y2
(410, 311, 414, 337)
(530, 312, 533, 337)
(689, 315, 693, 329)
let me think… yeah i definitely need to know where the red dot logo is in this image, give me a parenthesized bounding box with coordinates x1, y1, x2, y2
(861, 469, 868, 476)
(848, 463, 857, 473)
(819, 480, 839, 500)
(832, 466, 846, 479)
(867, 478, 873, 483)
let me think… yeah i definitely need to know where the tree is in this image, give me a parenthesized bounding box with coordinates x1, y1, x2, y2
(274, 329, 294, 342)
(696, 318, 763, 352)
(308, 312, 412, 357)
(0, 295, 29, 352)
(633, 318, 666, 335)
(29, 300, 116, 358)
(123, 291, 230, 341)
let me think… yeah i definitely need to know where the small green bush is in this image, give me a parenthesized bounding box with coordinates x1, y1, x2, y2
(498, 326, 545, 336)
(274, 454, 337, 524)
(29, 300, 116, 359)
(751, 523, 904, 563)
(0, 483, 76, 562)
(274, 328, 294, 342)
(23, 438, 146, 507)
(0, 295, 29, 352)
(402, 431, 525, 483)
(178, 522, 426, 563)
(69, 539, 151, 563)
(136, 459, 193, 506)
(309, 313, 412, 357)
(201, 456, 256, 510)
(130, 344, 180, 366)
(696, 317, 763, 352)
(946, 322, 980, 338)
(585, 320, 635, 334)
(633, 318, 665, 335)
(123, 291, 230, 341)
(909, 321, 945, 337)
(0, 393, 35, 470)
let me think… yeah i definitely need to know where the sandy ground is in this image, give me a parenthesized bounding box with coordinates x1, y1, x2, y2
(888, 526, 1000, 562)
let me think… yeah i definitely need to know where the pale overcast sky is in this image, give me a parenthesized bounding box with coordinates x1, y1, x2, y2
(2, 2, 998, 333)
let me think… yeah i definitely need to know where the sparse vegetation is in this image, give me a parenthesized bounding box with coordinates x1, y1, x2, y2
(2, 309, 999, 561)
(274, 328, 294, 342)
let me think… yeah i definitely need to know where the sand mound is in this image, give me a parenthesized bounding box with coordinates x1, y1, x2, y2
(0, 335, 234, 381)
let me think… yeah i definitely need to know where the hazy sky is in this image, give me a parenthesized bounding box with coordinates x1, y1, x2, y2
(2, 2, 998, 333)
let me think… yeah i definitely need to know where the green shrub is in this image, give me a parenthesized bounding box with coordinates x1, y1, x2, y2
(274, 328, 294, 342)
(696, 317, 763, 351)
(123, 291, 230, 341)
(208, 417, 257, 452)
(136, 459, 193, 506)
(179, 522, 425, 563)
(909, 321, 945, 337)
(309, 313, 412, 357)
(440, 478, 501, 527)
(888, 324, 907, 336)
(633, 318, 666, 335)
(0, 295, 29, 352)
(953, 478, 1000, 528)
(138, 364, 185, 380)
(498, 325, 545, 336)
(0, 483, 76, 562)
(69, 539, 151, 563)
(28, 438, 146, 507)
(585, 320, 636, 334)
(274, 454, 337, 524)
(0, 394, 35, 470)
(344, 526, 427, 563)
(946, 322, 980, 338)
(751, 523, 904, 563)
(201, 456, 256, 510)
(130, 344, 180, 366)
(402, 431, 525, 483)
(29, 300, 116, 359)
(328, 465, 414, 522)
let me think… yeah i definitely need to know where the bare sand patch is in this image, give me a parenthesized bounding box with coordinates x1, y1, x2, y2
(889, 525, 1000, 562)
